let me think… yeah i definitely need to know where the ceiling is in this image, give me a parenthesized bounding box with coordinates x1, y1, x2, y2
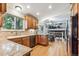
(7, 3, 70, 20)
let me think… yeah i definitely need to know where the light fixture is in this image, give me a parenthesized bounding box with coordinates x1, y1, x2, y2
(48, 5, 52, 9)
(36, 12, 40, 16)
(26, 5, 30, 9)
(15, 6, 22, 11)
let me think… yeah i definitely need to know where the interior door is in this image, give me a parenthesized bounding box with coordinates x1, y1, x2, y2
(72, 14, 78, 56)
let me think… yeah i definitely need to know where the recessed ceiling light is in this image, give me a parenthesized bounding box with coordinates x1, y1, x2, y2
(48, 5, 52, 9)
(27, 5, 30, 9)
(36, 12, 40, 15)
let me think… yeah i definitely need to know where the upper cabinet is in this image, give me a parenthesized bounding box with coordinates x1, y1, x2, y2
(0, 3, 6, 14)
(0, 3, 6, 27)
(25, 14, 38, 29)
(0, 14, 3, 27)
(71, 3, 79, 16)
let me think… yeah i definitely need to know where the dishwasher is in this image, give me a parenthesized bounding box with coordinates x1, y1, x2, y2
(30, 36, 36, 48)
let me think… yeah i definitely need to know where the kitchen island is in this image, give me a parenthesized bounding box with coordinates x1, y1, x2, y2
(0, 40, 32, 56)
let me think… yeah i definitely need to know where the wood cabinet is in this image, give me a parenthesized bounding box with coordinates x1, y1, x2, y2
(0, 14, 3, 27)
(0, 3, 6, 13)
(36, 35, 48, 46)
(40, 35, 48, 45)
(32, 18, 38, 29)
(14, 38, 22, 44)
(36, 35, 40, 44)
(0, 3, 7, 27)
(22, 37, 30, 47)
(8, 35, 48, 48)
(22, 36, 36, 48)
(9, 38, 22, 44)
(71, 4, 78, 16)
(8, 36, 36, 48)
(25, 16, 32, 28)
(25, 14, 38, 29)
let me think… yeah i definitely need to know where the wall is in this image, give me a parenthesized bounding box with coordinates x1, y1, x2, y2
(0, 28, 36, 40)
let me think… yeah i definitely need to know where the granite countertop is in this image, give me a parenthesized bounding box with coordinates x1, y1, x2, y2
(7, 34, 36, 39)
(0, 40, 32, 56)
(7, 34, 48, 39)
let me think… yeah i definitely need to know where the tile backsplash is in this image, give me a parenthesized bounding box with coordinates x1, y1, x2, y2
(0, 28, 36, 40)
(0, 31, 15, 40)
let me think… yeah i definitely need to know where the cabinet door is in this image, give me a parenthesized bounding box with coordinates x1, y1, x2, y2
(32, 18, 38, 29)
(15, 38, 22, 44)
(25, 16, 29, 28)
(36, 35, 41, 44)
(0, 14, 3, 27)
(25, 15, 38, 29)
(29, 17, 33, 28)
(25, 18, 27, 29)
(22, 37, 30, 47)
(28, 16, 30, 28)
(40, 35, 48, 46)
(25, 16, 32, 29)
(0, 3, 6, 13)
(35, 19, 38, 28)
(32, 19, 36, 28)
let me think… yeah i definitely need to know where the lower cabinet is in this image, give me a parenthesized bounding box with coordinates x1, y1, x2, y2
(22, 36, 36, 48)
(8, 35, 48, 48)
(22, 37, 30, 47)
(8, 35, 36, 48)
(40, 35, 48, 45)
(9, 38, 22, 44)
(36, 35, 48, 46)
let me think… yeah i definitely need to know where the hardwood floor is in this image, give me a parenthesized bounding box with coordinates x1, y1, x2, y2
(31, 45, 49, 56)
(31, 40, 69, 56)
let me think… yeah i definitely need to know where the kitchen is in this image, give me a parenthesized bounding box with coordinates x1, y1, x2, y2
(0, 3, 78, 56)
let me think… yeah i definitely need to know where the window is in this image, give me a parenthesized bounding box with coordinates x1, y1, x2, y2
(1, 13, 25, 31)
